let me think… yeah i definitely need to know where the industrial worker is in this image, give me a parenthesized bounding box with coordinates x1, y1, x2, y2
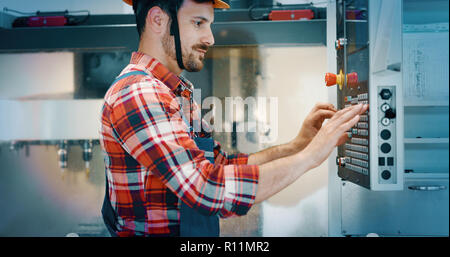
(99, 0, 369, 237)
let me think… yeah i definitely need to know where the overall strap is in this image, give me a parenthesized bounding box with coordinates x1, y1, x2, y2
(102, 70, 149, 237)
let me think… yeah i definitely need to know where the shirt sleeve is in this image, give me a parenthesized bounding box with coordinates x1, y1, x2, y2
(198, 113, 249, 166)
(109, 81, 259, 218)
(213, 140, 250, 166)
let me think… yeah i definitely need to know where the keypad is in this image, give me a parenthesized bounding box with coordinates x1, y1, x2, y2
(345, 150, 369, 161)
(350, 137, 368, 145)
(351, 158, 369, 168)
(341, 94, 370, 179)
(357, 93, 368, 100)
(345, 143, 369, 153)
(357, 122, 369, 129)
(358, 129, 369, 136)
(359, 115, 369, 122)
(346, 163, 369, 175)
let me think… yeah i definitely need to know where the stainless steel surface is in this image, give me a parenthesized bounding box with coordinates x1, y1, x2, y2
(201, 44, 329, 236)
(210, 46, 263, 236)
(0, 99, 103, 141)
(341, 177, 449, 236)
(327, 0, 342, 236)
(212, 20, 326, 46)
(228, 0, 273, 9)
(0, 13, 326, 52)
(0, 143, 109, 236)
(368, 0, 404, 191)
(0, 24, 139, 52)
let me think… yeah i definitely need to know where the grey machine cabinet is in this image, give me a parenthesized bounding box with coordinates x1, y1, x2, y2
(329, 0, 449, 236)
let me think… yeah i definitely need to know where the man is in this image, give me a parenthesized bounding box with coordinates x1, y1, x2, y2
(100, 0, 368, 237)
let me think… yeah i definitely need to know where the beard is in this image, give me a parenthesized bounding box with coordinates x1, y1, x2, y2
(162, 27, 208, 72)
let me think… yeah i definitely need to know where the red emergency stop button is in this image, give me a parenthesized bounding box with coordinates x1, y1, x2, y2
(325, 70, 358, 90)
(347, 72, 358, 88)
(325, 70, 346, 90)
(325, 73, 337, 87)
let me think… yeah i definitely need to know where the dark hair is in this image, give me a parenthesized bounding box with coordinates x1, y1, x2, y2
(132, 0, 214, 38)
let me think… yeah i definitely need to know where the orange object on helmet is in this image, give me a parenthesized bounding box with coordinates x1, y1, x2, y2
(122, 0, 230, 9)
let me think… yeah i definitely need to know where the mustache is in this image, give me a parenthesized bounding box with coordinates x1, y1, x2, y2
(193, 44, 209, 52)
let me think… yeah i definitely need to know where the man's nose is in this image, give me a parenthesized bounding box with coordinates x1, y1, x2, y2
(202, 26, 215, 47)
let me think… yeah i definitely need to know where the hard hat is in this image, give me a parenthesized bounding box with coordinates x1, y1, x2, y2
(122, 0, 230, 9)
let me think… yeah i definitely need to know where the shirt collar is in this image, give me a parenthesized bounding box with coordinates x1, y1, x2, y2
(130, 51, 193, 93)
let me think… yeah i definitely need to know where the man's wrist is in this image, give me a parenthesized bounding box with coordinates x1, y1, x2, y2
(288, 138, 307, 154)
(294, 148, 316, 172)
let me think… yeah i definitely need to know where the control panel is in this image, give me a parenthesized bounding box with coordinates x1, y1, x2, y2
(377, 86, 397, 184)
(329, 0, 404, 190)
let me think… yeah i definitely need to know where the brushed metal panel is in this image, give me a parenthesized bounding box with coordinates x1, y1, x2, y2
(341, 178, 449, 236)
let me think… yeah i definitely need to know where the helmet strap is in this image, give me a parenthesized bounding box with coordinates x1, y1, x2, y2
(169, 1, 186, 70)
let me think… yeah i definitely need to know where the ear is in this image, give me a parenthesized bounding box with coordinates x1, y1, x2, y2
(145, 6, 170, 34)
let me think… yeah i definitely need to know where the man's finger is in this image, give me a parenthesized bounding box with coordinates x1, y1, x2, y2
(312, 102, 337, 113)
(336, 104, 368, 125)
(310, 109, 336, 124)
(338, 114, 361, 134)
(337, 105, 364, 125)
(336, 133, 349, 146)
(329, 104, 363, 126)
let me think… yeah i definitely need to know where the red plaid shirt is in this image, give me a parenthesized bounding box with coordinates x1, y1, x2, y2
(99, 52, 259, 236)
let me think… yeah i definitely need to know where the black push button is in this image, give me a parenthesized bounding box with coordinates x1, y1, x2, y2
(387, 157, 394, 166)
(380, 89, 392, 100)
(381, 143, 391, 153)
(381, 170, 391, 180)
(385, 108, 396, 119)
(378, 157, 385, 166)
(380, 129, 391, 140)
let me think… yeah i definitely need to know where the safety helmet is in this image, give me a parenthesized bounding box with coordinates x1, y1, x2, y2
(124, 0, 227, 70)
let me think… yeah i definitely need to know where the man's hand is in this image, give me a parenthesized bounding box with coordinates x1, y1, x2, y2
(301, 103, 369, 169)
(254, 103, 368, 203)
(291, 103, 337, 151)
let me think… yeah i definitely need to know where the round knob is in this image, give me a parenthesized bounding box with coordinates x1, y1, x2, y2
(381, 170, 391, 180)
(381, 103, 390, 112)
(380, 129, 391, 140)
(381, 143, 391, 153)
(381, 117, 390, 126)
(379, 89, 392, 100)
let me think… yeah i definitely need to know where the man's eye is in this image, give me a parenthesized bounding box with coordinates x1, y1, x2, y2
(193, 21, 202, 27)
